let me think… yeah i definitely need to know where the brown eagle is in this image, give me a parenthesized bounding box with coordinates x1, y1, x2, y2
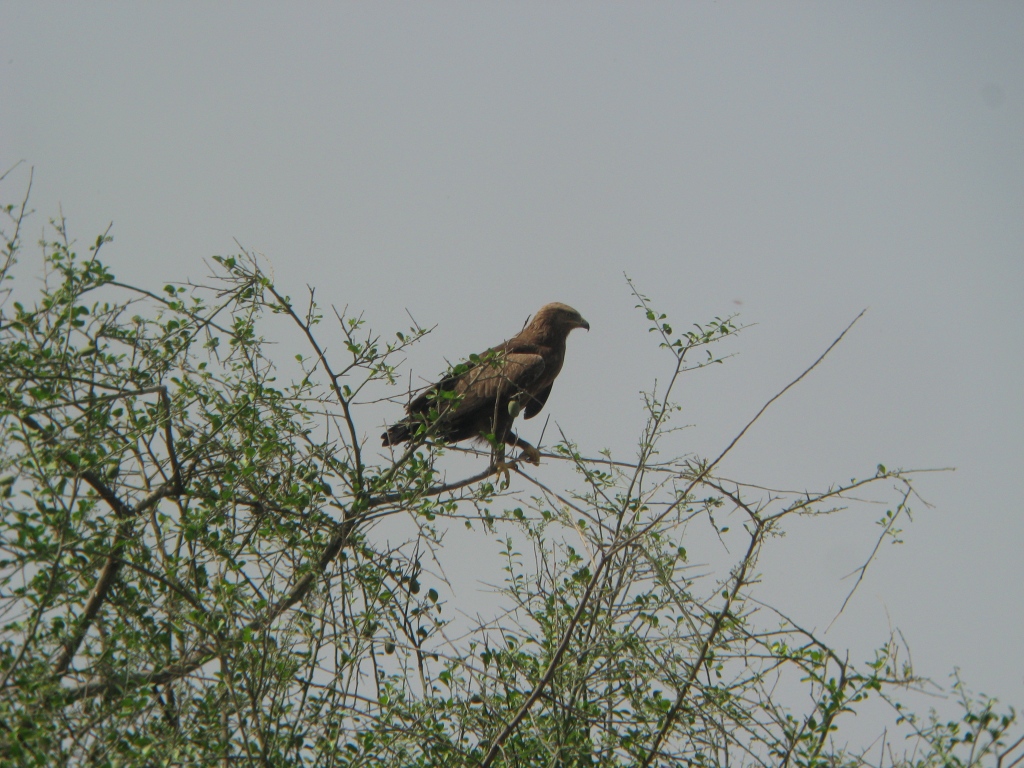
(382, 303, 589, 467)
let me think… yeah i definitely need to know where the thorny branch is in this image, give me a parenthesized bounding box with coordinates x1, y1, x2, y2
(479, 312, 870, 766)
(0, 193, 1004, 767)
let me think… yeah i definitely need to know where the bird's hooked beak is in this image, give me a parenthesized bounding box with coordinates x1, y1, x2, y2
(577, 317, 590, 331)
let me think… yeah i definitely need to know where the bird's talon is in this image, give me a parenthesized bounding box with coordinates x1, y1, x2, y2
(521, 446, 541, 465)
(493, 460, 512, 487)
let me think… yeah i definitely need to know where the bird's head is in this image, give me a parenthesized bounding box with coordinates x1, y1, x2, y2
(533, 302, 590, 334)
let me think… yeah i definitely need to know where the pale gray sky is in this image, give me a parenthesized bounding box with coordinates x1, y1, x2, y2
(2, 1, 1022, 727)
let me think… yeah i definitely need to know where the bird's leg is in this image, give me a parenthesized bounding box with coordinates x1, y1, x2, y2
(490, 442, 512, 488)
(487, 401, 514, 486)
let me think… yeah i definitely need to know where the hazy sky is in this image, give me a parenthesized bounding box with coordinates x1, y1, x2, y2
(2, 2, 1022, 729)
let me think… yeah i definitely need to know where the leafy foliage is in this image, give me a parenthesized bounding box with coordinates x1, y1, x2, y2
(0, 171, 1019, 766)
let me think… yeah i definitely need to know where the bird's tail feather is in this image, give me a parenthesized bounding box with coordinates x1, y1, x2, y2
(381, 422, 413, 447)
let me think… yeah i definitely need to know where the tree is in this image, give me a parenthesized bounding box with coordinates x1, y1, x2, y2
(0, 169, 1020, 766)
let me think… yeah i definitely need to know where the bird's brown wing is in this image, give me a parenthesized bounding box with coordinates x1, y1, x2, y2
(448, 352, 546, 416)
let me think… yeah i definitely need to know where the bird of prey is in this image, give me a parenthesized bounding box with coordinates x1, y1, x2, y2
(382, 303, 589, 471)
